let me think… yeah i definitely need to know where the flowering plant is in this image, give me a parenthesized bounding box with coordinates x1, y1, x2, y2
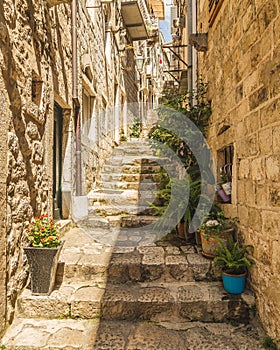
(25, 214, 61, 248)
(198, 209, 238, 236)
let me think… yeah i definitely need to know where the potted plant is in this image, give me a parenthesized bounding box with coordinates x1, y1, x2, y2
(23, 214, 64, 295)
(198, 209, 237, 258)
(213, 236, 254, 294)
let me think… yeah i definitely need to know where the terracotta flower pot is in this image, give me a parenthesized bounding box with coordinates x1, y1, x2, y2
(200, 228, 234, 258)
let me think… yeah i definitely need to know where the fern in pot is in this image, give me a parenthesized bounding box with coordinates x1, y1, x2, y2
(213, 236, 254, 294)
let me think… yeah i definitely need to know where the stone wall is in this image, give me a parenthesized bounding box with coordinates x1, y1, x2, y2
(0, 0, 139, 330)
(0, 0, 73, 328)
(79, 1, 138, 192)
(0, 69, 8, 335)
(196, 0, 280, 345)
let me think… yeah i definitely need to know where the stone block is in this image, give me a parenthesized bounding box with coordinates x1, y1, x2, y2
(260, 98, 280, 127)
(268, 184, 280, 207)
(259, 128, 273, 156)
(251, 157, 265, 181)
(249, 86, 268, 110)
(272, 126, 280, 153)
(241, 21, 259, 53)
(255, 183, 268, 207)
(243, 71, 260, 98)
(17, 287, 72, 319)
(261, 210, 280, 240)
(245, 111, 260, 134)
(238, 159, 250, 180)
(257, 0, 277, 33)
(70, 286, 104, 319)
(266, 156, 280, 181)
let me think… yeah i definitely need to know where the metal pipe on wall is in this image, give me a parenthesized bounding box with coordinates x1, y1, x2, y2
(72, 0, 82, 196)
(187, 0, 193, 101)
(191, 0, 197, 96)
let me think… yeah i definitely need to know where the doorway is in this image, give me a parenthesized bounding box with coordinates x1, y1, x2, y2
(53, 102, 63, 219)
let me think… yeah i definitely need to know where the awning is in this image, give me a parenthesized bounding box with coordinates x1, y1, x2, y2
(121, 1, 149, 41)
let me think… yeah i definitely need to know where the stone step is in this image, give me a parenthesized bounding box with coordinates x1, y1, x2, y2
(88, 189, 139, 206)
(112, 146, 155, 157)
(93, 319, 264, 350)
(102, 163, 161, 174)
(56, 226, 113, 283)
(99, 180, 159, 191)
(1, 318, 98, 350)
(88, 189, 160, 207)
(1, 317, 265, 350)
(107, 245, 213, 284)
(17, 282, 104, 319)
(101, 172, 160, 183)
(101, 281, 254, 324)
(91, 204, 157, 216)
(104, 156, 163, 168)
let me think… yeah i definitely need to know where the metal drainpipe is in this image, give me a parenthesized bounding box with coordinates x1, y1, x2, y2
(192, 0, 197, 97)
(187, 0, 193, 102)
(72, 0, 82, 196)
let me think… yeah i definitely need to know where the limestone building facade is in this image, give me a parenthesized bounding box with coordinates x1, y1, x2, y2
(195, 0, 280, 345)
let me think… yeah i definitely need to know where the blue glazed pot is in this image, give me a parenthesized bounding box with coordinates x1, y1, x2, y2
(222, 272, 247, 294)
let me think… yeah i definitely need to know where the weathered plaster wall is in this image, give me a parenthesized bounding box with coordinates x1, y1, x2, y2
(197, 0, 280, 345)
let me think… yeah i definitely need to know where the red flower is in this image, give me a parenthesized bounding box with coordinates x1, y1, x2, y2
(49, 237, 53, 241)
(45, 213, 48, 217)
(40, 226, 45, 230)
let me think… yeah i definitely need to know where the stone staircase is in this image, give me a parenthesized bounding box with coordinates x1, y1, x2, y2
(92, 240, 265, 349)
(87, 138, 163, 218)
(1, 138, 266, 349)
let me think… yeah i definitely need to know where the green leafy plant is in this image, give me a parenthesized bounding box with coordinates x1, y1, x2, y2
(120, 128, 127, 141)
(198, 211, 233, 235)
(213, 236, 254, 274)
(130, 117, 142, 138)
(262, 337, 277, 350)
(148, 80, 212, 238)
(25, 214, 61, 248)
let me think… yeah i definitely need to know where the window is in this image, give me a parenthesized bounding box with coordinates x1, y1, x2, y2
(209, 0, 224, 27)
(217, 145, 234, 204)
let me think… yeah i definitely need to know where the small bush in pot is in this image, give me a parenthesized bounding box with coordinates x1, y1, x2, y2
(24, 214, 63, 295)
(25, 213, 61, 248)
(198, 209, 237, 258)
(213, 236, 254, 294)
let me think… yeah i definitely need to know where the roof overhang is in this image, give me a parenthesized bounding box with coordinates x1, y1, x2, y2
(121, 1, 148, 41)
